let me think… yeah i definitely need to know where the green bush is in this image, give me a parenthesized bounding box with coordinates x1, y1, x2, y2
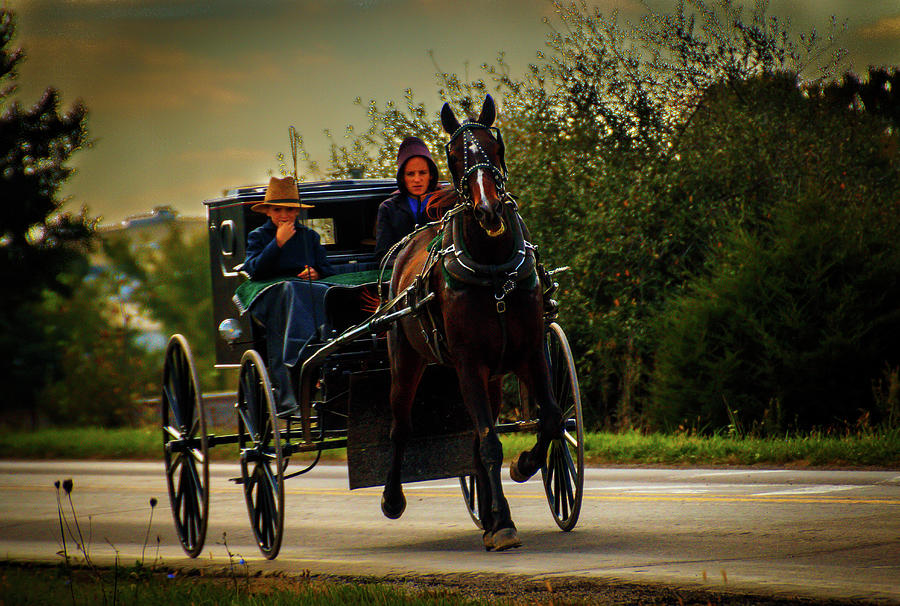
(38, 273, 157, 427)
(649, 85, 900, 433)
(284, 2, 883, 432)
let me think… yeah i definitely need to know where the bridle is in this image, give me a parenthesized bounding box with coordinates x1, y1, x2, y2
(444, 121, 508, 203)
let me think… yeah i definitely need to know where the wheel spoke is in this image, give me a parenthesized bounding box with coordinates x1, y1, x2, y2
(260, 464, 276, 548)
(171, 457, 185, 512)
(263, 461, 280, 507)
(185, 471, 199, 547)
(177, 461, 192, 532)
(550, 448, 562, 518)
(543, 459, 554, 499)
(240, 375, 256, 435)
(174, 352, 188, 408)
(564, 428, 579, 449)
(556, 442, 575, 520)
(251, 467, 264, 537)
(556, 373, 572, 408)
(162, 382, 178, 420)
(186, 456, 205, 499)
(558, 443, 574, 514)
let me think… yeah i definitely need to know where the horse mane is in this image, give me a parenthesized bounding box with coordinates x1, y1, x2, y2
(425, 186, 459, 221)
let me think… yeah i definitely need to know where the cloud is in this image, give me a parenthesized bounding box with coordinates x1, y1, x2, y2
(22, 33, 294, 114)
(858, 15, 900, 39)
(176, 146, 268, 163)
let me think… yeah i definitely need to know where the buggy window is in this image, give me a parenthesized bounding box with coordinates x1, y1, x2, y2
(306, 217, 335, 245)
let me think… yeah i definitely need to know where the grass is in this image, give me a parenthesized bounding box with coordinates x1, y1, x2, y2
(0, 562, 488, 606)
(2, 425, 898, 467)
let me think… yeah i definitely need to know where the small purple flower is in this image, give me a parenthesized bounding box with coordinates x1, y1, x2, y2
(167, 572, 176, 579)
(150, 497, 158, 508)
(62, 479, 73, 494)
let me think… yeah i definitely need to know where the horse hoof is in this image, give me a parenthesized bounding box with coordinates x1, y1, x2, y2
(482, 531, 494, 551)
(509, 452, 531, 483)
(491, 527, 522, 551)
(381, 493, 406, 520)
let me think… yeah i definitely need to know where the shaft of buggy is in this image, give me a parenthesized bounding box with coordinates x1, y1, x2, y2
(295, 288, 434, 442)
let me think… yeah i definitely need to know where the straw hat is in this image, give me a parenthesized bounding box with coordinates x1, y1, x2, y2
(251, 176, 313, 212)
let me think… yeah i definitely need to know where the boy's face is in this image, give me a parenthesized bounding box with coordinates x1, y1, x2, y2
(263, 205, 300, 225)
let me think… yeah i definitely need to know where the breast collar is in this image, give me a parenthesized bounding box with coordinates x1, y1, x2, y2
(437, 198, 536, 293)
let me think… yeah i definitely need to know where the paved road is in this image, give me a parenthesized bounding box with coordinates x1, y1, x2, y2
(1, 460, 898, 603)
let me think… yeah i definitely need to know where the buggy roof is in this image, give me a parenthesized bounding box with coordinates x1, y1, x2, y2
(203, 178, 398, 208)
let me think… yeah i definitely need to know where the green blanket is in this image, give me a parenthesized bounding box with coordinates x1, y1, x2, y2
(232, 269, 391, 314)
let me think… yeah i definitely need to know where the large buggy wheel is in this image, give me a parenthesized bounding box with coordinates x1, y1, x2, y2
(541, 322, 584, 531)
(161, 334, 209, 558)
(459, 474, 484, 530)
(236, 350, 286, 560)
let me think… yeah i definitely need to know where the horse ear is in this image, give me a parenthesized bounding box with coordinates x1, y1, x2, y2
(441, 102, 461, 135)
(477, 95, 496, 127)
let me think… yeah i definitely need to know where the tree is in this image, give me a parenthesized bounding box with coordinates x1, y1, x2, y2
(101, 226, 224, 390)
(474, 0, 847, 426)
(283, 1, 867, 430)
(0, 9, 95, 423)
(648, 72, 900, 433)
(39, 270, 157, 427)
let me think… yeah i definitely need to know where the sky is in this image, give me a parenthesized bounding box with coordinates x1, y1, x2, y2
(6, 0, 900, 226)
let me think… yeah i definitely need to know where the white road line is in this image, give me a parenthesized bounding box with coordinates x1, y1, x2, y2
(688, 470, 791, 478)
(752, 485, 857, 496)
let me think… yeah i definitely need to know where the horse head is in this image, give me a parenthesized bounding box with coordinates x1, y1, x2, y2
(441, 95, 508, 237)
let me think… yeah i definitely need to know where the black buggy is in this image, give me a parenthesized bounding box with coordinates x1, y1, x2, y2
(160, 178, 585, 559)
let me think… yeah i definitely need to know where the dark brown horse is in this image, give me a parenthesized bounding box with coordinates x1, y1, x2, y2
(380, 96, 563, 550)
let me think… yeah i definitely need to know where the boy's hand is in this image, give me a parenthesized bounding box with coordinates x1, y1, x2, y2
(297, 265, 319, 280)
(275, 221, 296, 247)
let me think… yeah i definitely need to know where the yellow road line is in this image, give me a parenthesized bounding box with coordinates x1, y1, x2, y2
(277, 489, 900, 505)
(6, 485, 900, 505)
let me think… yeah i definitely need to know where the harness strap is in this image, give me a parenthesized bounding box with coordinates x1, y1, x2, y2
(414, 244, 450, 364)
(441, 201, 536, 290)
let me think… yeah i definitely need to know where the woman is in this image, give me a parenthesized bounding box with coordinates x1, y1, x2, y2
(374, 136, 440, 262)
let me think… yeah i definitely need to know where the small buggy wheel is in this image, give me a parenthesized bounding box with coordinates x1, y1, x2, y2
(161, 334, 209, 558)
(458, 474, 484, 530)
(541, 322, 584, 531)
(236, 349, 286, 560)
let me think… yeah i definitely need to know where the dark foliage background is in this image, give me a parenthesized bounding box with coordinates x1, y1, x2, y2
(5, 1, 898, 432)
(291, 0, 898, 433)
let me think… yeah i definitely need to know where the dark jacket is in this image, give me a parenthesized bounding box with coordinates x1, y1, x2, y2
(374, 136, 441, 261)
(244, 220, 335, 280)
(374, 191, 432, 261)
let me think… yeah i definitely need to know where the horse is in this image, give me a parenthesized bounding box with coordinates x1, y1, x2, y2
(380, 95, 564, 551)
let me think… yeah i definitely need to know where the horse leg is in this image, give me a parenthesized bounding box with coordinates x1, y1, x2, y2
(459, 366, 521, 550)
(510, 350, 564, 483)
(470, 435, 496, 550)
(381, 332, 425, 520)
